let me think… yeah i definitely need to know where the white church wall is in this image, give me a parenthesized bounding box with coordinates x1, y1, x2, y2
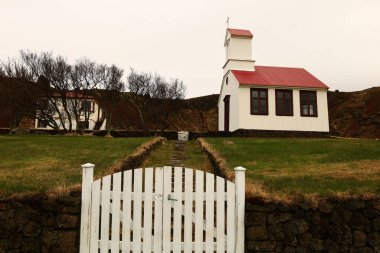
(218, 72, 240, 131)
(238, 87, 330, 132)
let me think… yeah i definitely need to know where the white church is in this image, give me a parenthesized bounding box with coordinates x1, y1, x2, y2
(218, 28, 330, 134)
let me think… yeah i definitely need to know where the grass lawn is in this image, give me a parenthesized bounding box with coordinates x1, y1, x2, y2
(205, 137, 380, 197)
(0, 135, 151, 195)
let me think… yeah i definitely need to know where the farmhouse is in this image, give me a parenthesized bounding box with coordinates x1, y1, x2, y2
(35, 92, 106, 131)
(218, 28, 330, 134)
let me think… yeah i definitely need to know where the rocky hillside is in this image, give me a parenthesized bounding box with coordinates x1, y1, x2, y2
(328, 87, 380, 138)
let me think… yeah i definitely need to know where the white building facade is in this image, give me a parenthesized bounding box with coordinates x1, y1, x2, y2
(35, 97, 107, 131)
(218, 28, 330, 133)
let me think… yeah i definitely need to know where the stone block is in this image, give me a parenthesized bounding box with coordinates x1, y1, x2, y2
(247, 226, 268, 240)
(356, 247, 374, 253)
(330, 211, 343, 225)
(323, 239, 339, 253)
(246, 212, 267, 226)
(346, 201, 366, 211)
(298, 232, 312, 247)
(284, 219, 309, 236)
(367, 232, 380, 249)
(23, 221, 42, 237)
(283, 236, 297, 247)
(326, 224, 343, 243)
(42, 230, 78, 253)
(21, 237, 41, 253)
(283, 246, 295, 253)
(318, 201, 333, 213)
(353, 230, 367, 247)
(343, 210, 352, 222)
(362, 208, 380, 218)
(295, 246, 307, 253)
(268, 223, 285, 240)
(247, 241, 276, 252)
(349, 212, 370, 231)
(342, 225, 352, 245)
(373, 217, 380, 232)
(309, 238, 324, 251)
(299, 202, 312, 211)
(373, 201, 380, 211)
(268, 212, 292, 225)
(56, 214, 79, 229)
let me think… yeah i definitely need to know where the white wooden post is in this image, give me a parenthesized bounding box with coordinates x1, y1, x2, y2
(79, 163, 94, 253)
(234, 166, 246, 253)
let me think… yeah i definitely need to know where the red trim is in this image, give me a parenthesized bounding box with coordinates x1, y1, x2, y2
(227, 28, 253, 38)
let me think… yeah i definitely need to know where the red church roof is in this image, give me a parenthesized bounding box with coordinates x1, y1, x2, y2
(231, 66, 329, 89)
(227, 28, 253, 38)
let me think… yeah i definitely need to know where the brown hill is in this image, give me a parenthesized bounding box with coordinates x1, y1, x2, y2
(328, 87, 380, 138)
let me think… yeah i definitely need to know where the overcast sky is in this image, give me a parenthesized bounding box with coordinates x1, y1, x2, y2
(1, 0, 379, 98)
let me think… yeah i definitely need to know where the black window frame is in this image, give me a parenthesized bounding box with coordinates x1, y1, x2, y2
(37, 119, 47, 128)
(300, 90, 318, 117)
(275, 89, 293, 116)
(81, 100, 94, 113)
(250, 88, 268, 115)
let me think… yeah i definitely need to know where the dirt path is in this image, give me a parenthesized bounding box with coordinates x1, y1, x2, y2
(142, 140, 214, 172)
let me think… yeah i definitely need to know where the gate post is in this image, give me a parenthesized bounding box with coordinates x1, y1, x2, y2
(79, 163, 95, 253)
(234, 166, 246, 253)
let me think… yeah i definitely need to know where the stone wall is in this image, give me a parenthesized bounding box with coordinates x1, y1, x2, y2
(246, 198, 380, 252)
(0, 191, 81, 253)
(1, 190, 379, 253)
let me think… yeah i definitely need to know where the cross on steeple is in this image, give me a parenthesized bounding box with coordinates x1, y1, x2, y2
(226, 16, 229, 28)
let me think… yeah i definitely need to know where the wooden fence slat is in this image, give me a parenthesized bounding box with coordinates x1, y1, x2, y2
(205, 173, 214, 253)
(89, 179, 101, 252)
(216, 176, 225, 253)
(183, 168, 193, 253)
(100, 175, 111, 253)
(194, 170, 204, 253)
(110, 172, 122, 252)
(143, 168, 154, 253)
(153, 167, 163, 253)
(133, 169, 143, 253)
(122, 170, 132, 253)
(234, 167, 246, 253)
(226, 181, 235, 253)
(162, 166, 172, 253)
(172, 167, 183, 253)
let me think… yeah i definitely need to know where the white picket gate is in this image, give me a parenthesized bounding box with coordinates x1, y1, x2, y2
(79, 164, 246, 253)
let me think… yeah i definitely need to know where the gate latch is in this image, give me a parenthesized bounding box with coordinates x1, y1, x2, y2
(167, 194, 178, 201)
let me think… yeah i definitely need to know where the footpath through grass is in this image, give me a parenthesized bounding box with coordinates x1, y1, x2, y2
(205, 137, 380, 197)
(0, 135, 151, 195)
(143, 140, 213, 172)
